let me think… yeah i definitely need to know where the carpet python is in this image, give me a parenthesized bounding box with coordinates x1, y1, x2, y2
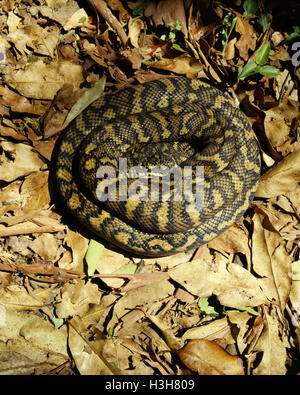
(56, 77, 261, 257)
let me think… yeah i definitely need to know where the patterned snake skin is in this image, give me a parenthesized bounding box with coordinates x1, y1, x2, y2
(56, 77, 261, 257)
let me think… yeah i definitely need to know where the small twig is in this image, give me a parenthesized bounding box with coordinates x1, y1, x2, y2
(278, 71, 290, 104)
(88, 0, 128, 47)
(93, 272, 170, 292)
(0, 262, 83, 281)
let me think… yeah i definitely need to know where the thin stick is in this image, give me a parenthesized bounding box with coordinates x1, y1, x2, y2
(88, 0, 128, 47)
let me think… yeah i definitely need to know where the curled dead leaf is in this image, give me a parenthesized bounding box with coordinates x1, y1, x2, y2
(251, 209, 292, 312)
(0, 141, 45, 182)
(177, 339, 244, 375)
(255, 149, 300, 198)
(168, 258, 267, 307)
(153, 55, 206, 79)
(235, 16, 257, 61)
(128, 17, 145, 48)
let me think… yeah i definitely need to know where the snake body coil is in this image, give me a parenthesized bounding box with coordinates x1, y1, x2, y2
(56, 77, 260, 257)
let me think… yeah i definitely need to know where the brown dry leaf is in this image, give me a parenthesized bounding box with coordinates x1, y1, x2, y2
(255, 149, 300, 198)
(226, 311, 253, 354)
(20, 171, 50, 214)
(0, 285, 44, 311)
(96, 248, 132, 289)
(0, 210, 65, 237)
(68, 315, 122, 375)
(108, 280, 175, 331)
(177, 339, 244, 375)
(254, 201, 299, 242)
(264, 107, 291, 148)
(30, 233, 61, 261)
(100, 337, 155, 374)
(81, 40, 108, 67)
(224, 37, 237, 60)
(168, 258, 267, 307)
(41, 84, 82, 138)
(289, 260, 300, 327)
(252, 209, 292, 311)
(264, 99, 300, 148)
(207, 224, 250, 259)
(44, 0, 69, 9)
(7, 24, 60, 57)
(128, 17, 145, 48)
(122, 46, 154, 70)
(0, 123, 26, 141)
(0, 171, 51, 232)
(61, 228, 89, 271)
(182, 316, 234, 344)
(0, 309, 68, 374)
(31, 136, 57, 161)
(107, 0, 131, 24)
(7, 11, 21, 34)
(55, 281, 101, 319)
(94, 272, 170, 293)
(285, 187, 300, 218)
(38, 0, 80, 27)
(0, 180, 23, 218)
(235, 16, 257, 61)
(0, 141, 45, 182)
(153, 55, 206, 79)
(273, 69, 295, 102)
(5, 59, 83, 100)
(252, 307, 288, 375)
(68, 325, 114, 375)
(63, 8, 94, 31)
(0, 85, 48, 115)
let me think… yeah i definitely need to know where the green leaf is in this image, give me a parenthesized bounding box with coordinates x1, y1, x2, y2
(258, 65, 280, 77)
(242, 0, 258, 17)
(85, 239, 105, 277)
(168, 20, 183, 31)
(255, 42, 271, 65)
(296, 223, 300, 230)
(284, 26, 300, 42)
(286, 32, 300, 42)
(238, 61, 260, 80)
(198, 297, 220, 317)
(236, 306, 259, 316)
(222, 14, 237, 56)
(172, 43, 186, 52)
(294, 25, 300, 34)
(258, 14, 270, 33)
(169, 31, 176, 40)
(175, 20, 183, 31)
(78, 16, 87, 23)
(51, 308, 64, 328)
(107, 327, 114, 336)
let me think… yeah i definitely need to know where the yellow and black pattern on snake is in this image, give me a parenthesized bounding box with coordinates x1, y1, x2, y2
(56, 77, 261, 257)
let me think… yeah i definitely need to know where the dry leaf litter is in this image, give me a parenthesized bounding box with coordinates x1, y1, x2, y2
(0, 0, 299, 375)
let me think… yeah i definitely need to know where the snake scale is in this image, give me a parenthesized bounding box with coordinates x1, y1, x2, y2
(56, 77, 261, 257)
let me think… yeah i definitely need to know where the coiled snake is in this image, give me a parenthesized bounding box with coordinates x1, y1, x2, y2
(56, 77, 260, 257)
